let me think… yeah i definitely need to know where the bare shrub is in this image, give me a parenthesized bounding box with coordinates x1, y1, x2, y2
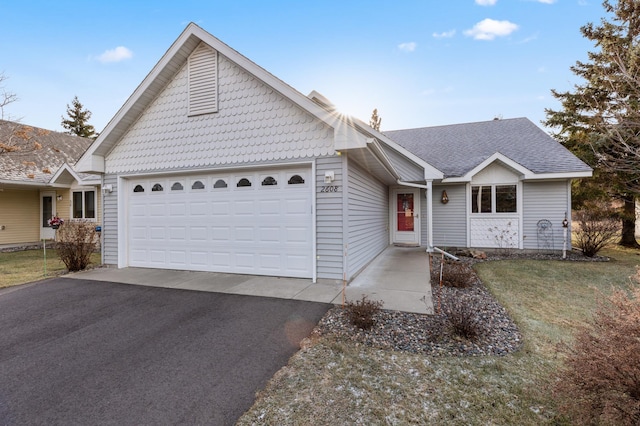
(554, 279, 640, 425)
(55, 221, 99, 272)
(573, 202, 619, 257)
(442, 295, 483, 340)
(431, 260, 475, 289)
(344, 295, 383, 330)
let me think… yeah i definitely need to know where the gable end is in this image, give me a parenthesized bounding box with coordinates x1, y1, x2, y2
(188, 42, 218, 116)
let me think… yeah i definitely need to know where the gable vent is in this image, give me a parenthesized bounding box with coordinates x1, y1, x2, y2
(188, 42, 218, 116)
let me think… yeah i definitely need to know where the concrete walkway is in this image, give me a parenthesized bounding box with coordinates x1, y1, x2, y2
(66, 246, 433, 314)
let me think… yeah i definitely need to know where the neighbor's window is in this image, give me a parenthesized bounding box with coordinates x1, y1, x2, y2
(73, 190, 96, 219)
(471, 184, 516, 214)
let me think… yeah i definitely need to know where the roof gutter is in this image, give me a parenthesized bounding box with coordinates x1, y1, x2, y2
(396, 180, 429, 189)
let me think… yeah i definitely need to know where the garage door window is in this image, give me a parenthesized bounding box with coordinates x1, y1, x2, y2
(192, 180, 205, 190)
(261, 176, 277, 186)
(171, 182, 184, 191)
(213, 179, 227, 189)
(152, 184, 164, 192)
(133, 185, 144, 193)
(237, 178, 252, 188)
(288, 175, 305, 185)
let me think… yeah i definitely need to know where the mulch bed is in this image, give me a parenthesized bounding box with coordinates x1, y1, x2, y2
(312, 250, 607, 357)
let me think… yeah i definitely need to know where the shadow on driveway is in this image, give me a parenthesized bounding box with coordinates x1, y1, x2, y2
(0, 278, 330, 425)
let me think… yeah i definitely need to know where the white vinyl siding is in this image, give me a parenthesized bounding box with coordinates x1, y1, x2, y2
(103, 174, 118, 265)
(316, 156, 344, 280)
(432, 184, 467, 248)
(385, 147, 424, 182)
(522, 180, 570, 250)
(420, 189, 428, 246)
(106, 52, 333, 174)
(347, 160, 389, 279)
(188, 42, 218, 116)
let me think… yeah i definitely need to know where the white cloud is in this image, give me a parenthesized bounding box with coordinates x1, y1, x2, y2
(433, 30, 456, 38)
(96, 46, 133, 63)
(464, 19, 519, 40)
(536, 0, 556, 3)
(398, 42, 417, 52)
(475, 0, 497, 5)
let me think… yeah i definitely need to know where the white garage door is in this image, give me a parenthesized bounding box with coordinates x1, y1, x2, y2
(127, 168, 313, 278)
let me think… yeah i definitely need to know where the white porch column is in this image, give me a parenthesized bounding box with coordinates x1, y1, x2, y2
(426, 180, 434, 250)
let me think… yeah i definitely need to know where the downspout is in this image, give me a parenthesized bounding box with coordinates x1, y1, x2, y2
(396, 180, 434, 251)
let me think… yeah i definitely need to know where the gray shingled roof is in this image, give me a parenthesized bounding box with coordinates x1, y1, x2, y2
(0, 120, 94, 184)
(385, 117, 592, 179)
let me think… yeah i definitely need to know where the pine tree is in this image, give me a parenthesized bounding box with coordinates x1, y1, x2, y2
(369, 108, 382, 131)
(61, 96, 96, 139)
(544, 0, 640, 248)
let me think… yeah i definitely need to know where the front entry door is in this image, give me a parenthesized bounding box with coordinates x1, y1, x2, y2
(392, 189, 420, 245)
(40, 191, 56, 240)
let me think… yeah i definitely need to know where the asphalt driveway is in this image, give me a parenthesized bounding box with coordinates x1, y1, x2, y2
(0, 278, 330, 425)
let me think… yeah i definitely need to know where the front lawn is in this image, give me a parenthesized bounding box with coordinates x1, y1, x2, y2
(0, 247, 101, 288)
(236, 247, 640, 425)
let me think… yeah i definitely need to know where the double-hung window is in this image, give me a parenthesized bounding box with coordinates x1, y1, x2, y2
(471, 184, 517, 214)
(73, 190, 96, 219)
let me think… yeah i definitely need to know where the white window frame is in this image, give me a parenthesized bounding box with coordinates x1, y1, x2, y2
(71, 187, 97, 221)
(470, 184, 517, 214)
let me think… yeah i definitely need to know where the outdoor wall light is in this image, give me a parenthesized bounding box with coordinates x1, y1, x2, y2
(441, 190, 449, 204)
(324, 171, 335, 183)
(56, 195, 63, 201)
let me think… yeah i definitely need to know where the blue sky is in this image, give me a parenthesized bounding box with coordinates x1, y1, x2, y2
(1, 0, 606, 133)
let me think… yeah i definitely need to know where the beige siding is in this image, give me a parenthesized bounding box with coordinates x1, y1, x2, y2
(55, 189, 71, 222)
(0, 189, 40, 244)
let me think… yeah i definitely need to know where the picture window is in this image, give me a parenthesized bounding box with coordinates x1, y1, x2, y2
(471, 184, 517, 214)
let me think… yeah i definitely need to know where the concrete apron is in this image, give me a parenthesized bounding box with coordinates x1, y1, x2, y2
(65, 246, 433, 314)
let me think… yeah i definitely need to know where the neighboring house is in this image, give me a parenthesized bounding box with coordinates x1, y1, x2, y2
(76, 23, 591, 283)
(0, 120, 100, 244)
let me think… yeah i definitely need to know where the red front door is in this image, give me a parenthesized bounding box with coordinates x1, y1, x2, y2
(393, 190, 420, 245)
(396, 193, 414, 232)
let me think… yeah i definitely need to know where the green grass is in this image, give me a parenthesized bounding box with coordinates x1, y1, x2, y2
(237, 247, 640, 425)
(0, 247, 101, 288)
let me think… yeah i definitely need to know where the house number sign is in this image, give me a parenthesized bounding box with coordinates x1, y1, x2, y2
(320, 185, 340, 193)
